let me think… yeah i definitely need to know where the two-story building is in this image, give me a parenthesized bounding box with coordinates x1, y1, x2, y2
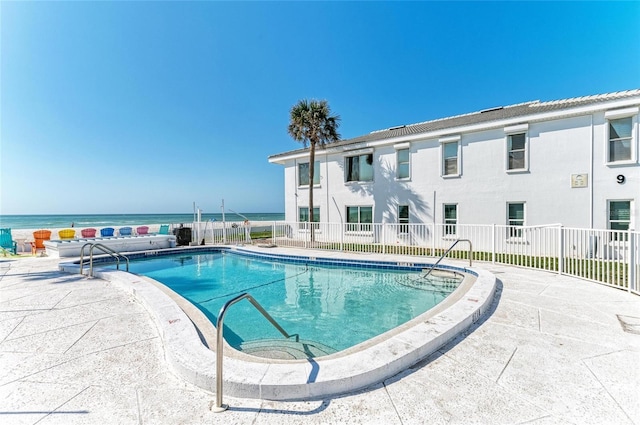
(269, 90, 639, 232)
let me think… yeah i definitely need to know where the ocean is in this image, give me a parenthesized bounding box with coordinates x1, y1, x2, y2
(0, 213, 285, 230)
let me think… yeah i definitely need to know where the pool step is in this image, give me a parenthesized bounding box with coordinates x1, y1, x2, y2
(239, 338, 338, 360)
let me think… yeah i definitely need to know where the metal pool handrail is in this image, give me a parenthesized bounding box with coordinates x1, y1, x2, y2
(79, 243, 130, 277)
(213, 292, 298, 413)
(423, 239, 473, 278)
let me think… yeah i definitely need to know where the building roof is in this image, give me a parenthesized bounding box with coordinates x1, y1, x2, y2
(269, 89, 640, 162)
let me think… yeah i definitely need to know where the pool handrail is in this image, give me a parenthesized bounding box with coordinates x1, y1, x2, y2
(214, 292, 298, 412)
(423, 239, 473, 278)
(79, 243, 130, 277)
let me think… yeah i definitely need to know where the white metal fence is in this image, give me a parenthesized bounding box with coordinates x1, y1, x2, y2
(177, 221, 638, 296)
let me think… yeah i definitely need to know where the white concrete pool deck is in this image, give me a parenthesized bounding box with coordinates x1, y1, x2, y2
(1, 249, 639, 424)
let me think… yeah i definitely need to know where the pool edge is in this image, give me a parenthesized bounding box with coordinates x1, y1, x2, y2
(59, 248, 497, 401)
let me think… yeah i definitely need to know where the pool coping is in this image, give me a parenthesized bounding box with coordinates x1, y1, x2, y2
(59, 245, 497, 401)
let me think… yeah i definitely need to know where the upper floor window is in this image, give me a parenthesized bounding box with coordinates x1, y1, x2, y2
(605, 108, 638, 165)
(507, 202, 525, 238)
(346, 206, 373, 232)
(345, 153, 373, 182)
(507, 133, 527, 171)
(608, 117, 632, 163)
(504, 124, 529, 172)
(396, 148, 410, 179)
(298, 161, 320, 187)
(440, 135, 460, 177)
(444, 204, 457, 235)
(443, 142, 459, 176)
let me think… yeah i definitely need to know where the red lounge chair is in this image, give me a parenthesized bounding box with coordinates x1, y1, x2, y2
(81, 228, 97, 238)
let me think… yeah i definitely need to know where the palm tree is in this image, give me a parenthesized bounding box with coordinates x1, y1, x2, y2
(288, 100, 341, 240)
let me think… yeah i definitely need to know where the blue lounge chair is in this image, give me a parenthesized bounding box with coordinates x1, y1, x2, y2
(158, 225, 170, 235)
(119, 227, 132, 236)
(100, 227, 115, 237)
(0, 228, 17, 254)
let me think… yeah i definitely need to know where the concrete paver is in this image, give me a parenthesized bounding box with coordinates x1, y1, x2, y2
(1, 255, 639, 424)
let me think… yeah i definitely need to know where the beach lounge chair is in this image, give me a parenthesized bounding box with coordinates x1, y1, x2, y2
(58, 229, 76, 240)
(136, 226, 149, 235)
(100, 227, 115, 237)
(158, 224, 170, 235)
(119, 227, 132, 236)
(0, 228, 17, 255)
(31, 230, 52, 255)
(81, 228, 97, 238)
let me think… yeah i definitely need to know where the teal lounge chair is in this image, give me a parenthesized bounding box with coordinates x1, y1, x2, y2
(158, 225, 170, 235)
(0, 228, 18, 255)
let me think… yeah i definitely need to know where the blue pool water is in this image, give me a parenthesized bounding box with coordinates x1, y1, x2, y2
(122, 250, 462, 355)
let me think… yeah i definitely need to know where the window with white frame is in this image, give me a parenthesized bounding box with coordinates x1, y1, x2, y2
(444, 204, 457, 235)
(440, 135, 460, 177)
(298, 207, 320, 229)
(507, 202, 525, 237)
(608, 200, 631, 232)
(442, 142, 459, 176)
(345, 153, 374, 182)
(346, 206, 373, 232)
(396, 148, 410, 179)
(507, 133, 527, 171)
(398, 205, 409, 234)
(298, 161, 320, 187)
(605, 107, 638, 164)
(608, 117, 632, 163)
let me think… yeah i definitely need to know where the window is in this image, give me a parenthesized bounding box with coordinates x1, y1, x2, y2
(298, 207, 320, 229)
(507, 133, 527, 171)
(346, 206, 373, 232)
(608, 117, 632, 163)
(345, 153, 373, 182)
(442, 142, 459, 176)
(298, 161, 320, 186)
(398, 205, 409, 233)
(507, 202, 525, 237)
(609, 201, 631, 232)
(444, 204, 457, 235)
(397, 148, 410, 179)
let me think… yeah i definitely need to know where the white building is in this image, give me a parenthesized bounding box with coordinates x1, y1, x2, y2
(269, 90, 639, 232)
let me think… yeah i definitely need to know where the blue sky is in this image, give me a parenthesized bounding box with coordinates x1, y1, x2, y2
(2, 1, 639, 215)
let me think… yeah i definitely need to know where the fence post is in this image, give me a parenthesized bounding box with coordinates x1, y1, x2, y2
(381, 224, 386, 255)
(629, 229, 636, 293)
(491, 224, 496, 264)
(558, 225, 564, 275)
(430, 223, 435, 257)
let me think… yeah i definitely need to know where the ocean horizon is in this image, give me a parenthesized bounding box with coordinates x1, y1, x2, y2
(0, 213, 285, 230)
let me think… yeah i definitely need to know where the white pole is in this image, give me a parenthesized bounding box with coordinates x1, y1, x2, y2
(197, 208, 202, 244)
(221, 199, 226, 244)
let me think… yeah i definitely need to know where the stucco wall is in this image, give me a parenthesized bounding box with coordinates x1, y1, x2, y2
(282, 109, 638, 230)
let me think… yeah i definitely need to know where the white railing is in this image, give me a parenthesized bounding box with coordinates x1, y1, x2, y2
(265, 222, 638, 296)
(179, 220, 639, 296)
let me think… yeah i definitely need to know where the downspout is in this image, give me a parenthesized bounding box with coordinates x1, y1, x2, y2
(325, 153, 331, 222)
(590, 114, 594, 228)
(294, 159, 298, 222)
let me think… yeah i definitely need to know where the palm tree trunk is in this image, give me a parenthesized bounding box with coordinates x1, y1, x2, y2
(309, 142, 315, 243)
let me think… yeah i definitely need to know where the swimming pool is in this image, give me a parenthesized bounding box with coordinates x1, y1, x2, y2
(119, 250, 464, 358)
(61, 246, 496, 400)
